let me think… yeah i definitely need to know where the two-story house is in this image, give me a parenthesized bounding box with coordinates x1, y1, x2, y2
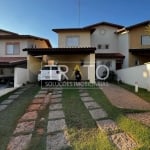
(24, 22, 126, 83)
(84, 22, 125, 72)
(0, 29, 51, 84)
(24, 28, 96, 83)
(24, 20, 150, 84)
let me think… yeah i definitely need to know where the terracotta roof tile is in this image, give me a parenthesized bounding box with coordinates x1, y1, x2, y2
(0, 57, 27, 67)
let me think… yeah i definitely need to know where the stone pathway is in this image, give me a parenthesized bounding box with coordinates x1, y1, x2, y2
(0, 85, 32, 112)
(46, 89, 70, 150)
(79, 89, 138, 150)
(6, 89, 51, 150)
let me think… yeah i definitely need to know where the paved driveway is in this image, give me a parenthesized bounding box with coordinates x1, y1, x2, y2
(101, 83, 150, 110)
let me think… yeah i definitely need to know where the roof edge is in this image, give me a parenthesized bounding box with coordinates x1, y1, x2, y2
(0, 29, 19, 35)
(126, 20, 150, 29)
(84, 21, 124, 29)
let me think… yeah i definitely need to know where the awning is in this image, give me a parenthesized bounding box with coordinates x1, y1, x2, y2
(0, 57, 27, 67)
(23, 47, 96, 56)
(129, 48, 150, 56)
(96, 53, 125, 59)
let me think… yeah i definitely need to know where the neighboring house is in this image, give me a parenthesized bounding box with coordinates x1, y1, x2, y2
(51, 22, 125, 81)
(0, 29, 51, 85)
(127, 20, 150, 67)
(117, 20, 150, 68)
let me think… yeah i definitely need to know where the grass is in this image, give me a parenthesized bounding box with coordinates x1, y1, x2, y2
(0, 84, 40, 150)
(88, 87, 150, 150)
(0, 88, 18, 103)
(117, 82, 150, 103)
(0, 83, 149, 150)
(62, 88, 116, 150)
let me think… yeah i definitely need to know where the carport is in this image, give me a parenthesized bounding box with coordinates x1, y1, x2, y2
(23, 47, 96, 83)
(0, 57, 27, 87)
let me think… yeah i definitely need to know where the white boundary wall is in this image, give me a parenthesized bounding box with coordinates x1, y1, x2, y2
(117, 64, 150, 91)
(14, 67, 28, 87)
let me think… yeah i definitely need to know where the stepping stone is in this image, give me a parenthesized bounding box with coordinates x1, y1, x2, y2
(19, 89, 26, 92)
(43, 96, 51, 105)
(19, 111, 38, 122)
(81, 97, 94, 102)
(38, 90, 48, 94)
(49, 103, 62, 110)
(14, 91, 23, 95)
(8, 95, 19, 99)
(13, 121, 35, 134)
(46, 131, 70, 150)
(48, 110, 65, 120)
(89, 109, 108, 120)
(80, 93, 89, 97)
(34, 94, 46, 98)
(96, 119, 120, 134)
(0, 105, 8, 111)
(27, 104, 41, 111)
(47, 119, 67, 133)
(53, 91, 62, 94)
(109, 132, 137, 150)
(127, 112, 150, 127)
(1, 99, 14, 105)
(51, 94, 62, 99)
(51, 98, 62, 104)
(7, 134, 32, 150)
(84, 101, 101, 110)
(32, 98, 44, 104)
(79, 89, 86, 93)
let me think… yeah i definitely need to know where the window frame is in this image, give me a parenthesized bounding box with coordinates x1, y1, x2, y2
(5, 42, 20, 55)
(105, 44, 109, 49)
(66, 36, 80, 47)
(141, 35, 150, 45)
(97, 44, 102, 49)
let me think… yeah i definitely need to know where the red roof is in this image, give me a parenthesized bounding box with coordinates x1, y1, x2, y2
(0, 57, 27, 67)
(0, 35, 51, 47)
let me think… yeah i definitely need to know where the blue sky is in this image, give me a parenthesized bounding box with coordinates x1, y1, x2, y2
(0, 0, 150, 47)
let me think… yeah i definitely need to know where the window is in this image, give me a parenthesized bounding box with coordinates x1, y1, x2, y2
(0, 69, 4, 75)
(141, 35, 150, 45)
(42, 67, 50, 70)
(97, 44, 102, 49)
(6, 43, 20, 55)
(97, 44, 109, 49)
(51, 67, 58, 70)
(66, 36, 79, 47)
(105, 44, 109, 49)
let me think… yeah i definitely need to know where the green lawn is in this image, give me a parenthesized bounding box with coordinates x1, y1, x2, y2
(62, 88, 116, 150)
(88, 87, 150, 150)
(0, 84, 150, 150)
(0, 85, 40, 150)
